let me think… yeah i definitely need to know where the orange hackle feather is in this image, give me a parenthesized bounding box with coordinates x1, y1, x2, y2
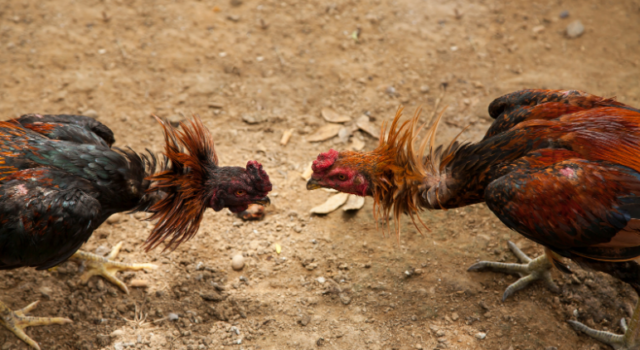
(360, 106, 438, 239)
(364, 105, 465, 240)
(144, 116, 218, 251)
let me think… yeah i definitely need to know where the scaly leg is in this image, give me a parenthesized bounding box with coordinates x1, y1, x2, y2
(0, 300, 72, 350)
(569, 299, 640, 350)
(467, 241, 560, 301)
(70, 242, 157, 294)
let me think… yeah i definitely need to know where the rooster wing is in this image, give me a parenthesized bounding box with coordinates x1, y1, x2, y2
(484, 89, 637, 140)
(0, 167, 101, 271)
(486, 148, 640, 262)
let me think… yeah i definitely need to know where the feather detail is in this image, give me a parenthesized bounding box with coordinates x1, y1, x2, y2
(144, 116, 217, 251)
(367, 105, 466, 238)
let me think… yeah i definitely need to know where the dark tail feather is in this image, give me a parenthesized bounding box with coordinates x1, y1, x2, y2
(573, 256, 640, 294)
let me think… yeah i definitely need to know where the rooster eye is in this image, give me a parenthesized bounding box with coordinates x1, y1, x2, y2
(338, 174, 347, 181)
(235, 190, 246, 196)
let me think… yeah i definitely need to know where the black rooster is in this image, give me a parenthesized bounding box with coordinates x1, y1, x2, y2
(0, 114, 271, 349)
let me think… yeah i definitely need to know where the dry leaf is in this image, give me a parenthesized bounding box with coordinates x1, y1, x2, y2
(302, 162, 314, 180)
(350, 136, 365, 151)
(280, 128, 295, 146)
(342, 195, 365, 211)
(356, 115, 379, 138)
(321, 108, 351, 123)
(129, 279, 149, 288)
(338, 127, 351, 143)
(307, 124, 342, 142)
(310, 193, 349, 214)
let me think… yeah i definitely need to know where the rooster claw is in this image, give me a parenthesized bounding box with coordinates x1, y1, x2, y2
(0, 300, 72, 350)
(71, 242, 157, 294)
(568, 318, 631, 350)
(468, 241, 559, 301)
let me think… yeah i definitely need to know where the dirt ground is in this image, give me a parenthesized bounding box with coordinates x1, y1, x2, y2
(1, 0, 640, 349)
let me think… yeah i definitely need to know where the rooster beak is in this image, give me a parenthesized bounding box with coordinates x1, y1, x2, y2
(253, 196, 271, 206)
(306, 178, 322, 190)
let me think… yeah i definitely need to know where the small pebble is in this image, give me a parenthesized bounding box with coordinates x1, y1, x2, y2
(232, 254, 245, 271)
(106, 213, 121, 225)
(299, 314, 311, 326)
(84, 109, 99, 119)
(339, 293, 352, 305)
(95, 245, 111, 256)
(475, 332, 486, 340)
(168, 313, 179, 321)
(559, 10, 569, 19)
(385, 86, 396, 96)
(241, 113, 266, 125)
(110, 329, 125, 337)
(451, 312, 459, 321)
(317, 277, 326, 284)
(532, 25, 545, 34)
(566, 20, 584, 38)
(420, 85, 430, 93)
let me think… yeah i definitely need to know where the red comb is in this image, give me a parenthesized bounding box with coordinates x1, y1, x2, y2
(312, 149, 339, 174)
(246, 160, 272, 193)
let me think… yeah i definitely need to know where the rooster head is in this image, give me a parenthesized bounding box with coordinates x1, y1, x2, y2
(307, 106, 453, 236)
(145, 117, 272, 251)
(306, 149, 375, 196)
(209, 160, 272, 213)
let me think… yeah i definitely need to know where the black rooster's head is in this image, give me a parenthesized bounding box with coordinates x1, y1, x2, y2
(208, 161, 272, 213)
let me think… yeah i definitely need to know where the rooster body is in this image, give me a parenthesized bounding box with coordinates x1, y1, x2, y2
(0, 114, 271, 349)
(0, 114, 151, 270)
(308, 90, 640, 349)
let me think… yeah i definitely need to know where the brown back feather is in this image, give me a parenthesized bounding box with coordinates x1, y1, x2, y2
(144, 116, 217, 251)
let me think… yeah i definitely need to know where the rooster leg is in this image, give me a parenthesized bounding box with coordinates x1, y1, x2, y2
(467, 241, 560, 301)
(568, 299, 640, 350)
(70, 242, 157, 294)
(0, 300, 72, 350)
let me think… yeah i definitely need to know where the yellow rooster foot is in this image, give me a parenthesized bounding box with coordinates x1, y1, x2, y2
(70, 242, 157, 294)
(569, 318, 636, 350)
(0, 300, 72, 350)
(467, 241, 560, 301)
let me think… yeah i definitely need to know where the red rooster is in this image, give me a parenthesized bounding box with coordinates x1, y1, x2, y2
(0, 114, 271, 349)
(307, 89, 640, 349)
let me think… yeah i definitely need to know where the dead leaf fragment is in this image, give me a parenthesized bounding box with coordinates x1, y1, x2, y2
(307, 124, 342, 142)
(310, 193, 349, 214)
(350, 136, 365, 151)
(321, 108, 351, 123)
(342, 195, 365, 211)
(280, 128, 295, 146)
(356, 115, 379, 139)
(338, 127, 351, 143)
(302, 162, 314, 180)
(129, 279, 149, 288)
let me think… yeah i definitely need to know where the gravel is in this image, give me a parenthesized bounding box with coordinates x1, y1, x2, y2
(231, 254, 245, 271)
(566, 20, 584, 38)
